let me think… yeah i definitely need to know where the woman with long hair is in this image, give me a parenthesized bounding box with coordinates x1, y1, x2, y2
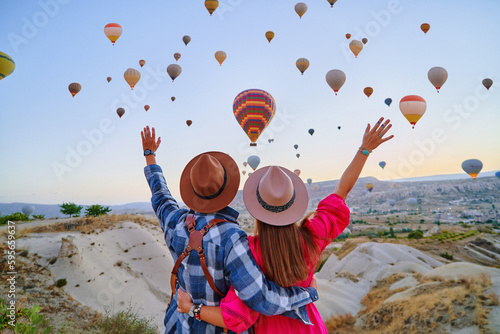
(177, 118, 394, 333)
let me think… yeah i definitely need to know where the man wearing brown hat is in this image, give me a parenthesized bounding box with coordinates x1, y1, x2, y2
(141, 126, 318, 333)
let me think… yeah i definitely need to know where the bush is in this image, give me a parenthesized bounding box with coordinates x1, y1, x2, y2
(407, 230, 424, 240)
(55, 278, 67, 288)
(98, 307, 158, 334)
(0, 299, 54, 333)
(32, 214, 45, 220)
(59, 202, 83, 218)
(0, 212, 30, 225)
(85, 204, 111, 217)
(440, 252, 454, 260)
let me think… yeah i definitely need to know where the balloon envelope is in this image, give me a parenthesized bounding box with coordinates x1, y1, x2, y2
(308, 128, 314, 136)
(296, 154, 300, 158)
(205, 0, 219, 15)
(462, 159, 483, 179)
(215, 51, 227, 66)
(421, 23, 430, 34)
(307, 178, 312, 185)
(247, 155, 260, 170)
(385, 98, 392, 106)
(124, 68, 141, 89)
(104, 23, 122, 45)
(106, 76, 112, 83)
(174, 53, 181, 61)
(428, 67, 448, 92)
(0, 52, 15, 80)
(379, 161, 386, 169)
(482, 78, 493, 90)
(167, 64, 182, 81)
(139, 59, 146, 67)
(363, 87, 373, 98)
(295, 2, 308, 18)
(366, 183, 374, 192)
(144, 105, 150, 111)
(294, 169, 301, 176)
(388, 199, 396, 207)
(242, 171, 246, 175)
(68, 83, 81, 97)
(327, 0, 337, 7)
(345, 33, 351, 40)
(326, 69, 346, 95)
(186, 120, 192, 127)
(349, 40, 363, 57)
(182, 35, 191, 45)
(22, 205, 35, 216)
(362, 38, 368, 44)
(399, 95, 426, 128)
(294, 144, 298, 150)
(265, 31, 275, 42)
(171, 96, 176, 102)
(243, 162, 248, 167)
(233, 89, 276, 146)
(495, 171, 500, 179)
(296, 58, 310, 75)
(408, 198, 418, 206)
(116, 108, 125, 118)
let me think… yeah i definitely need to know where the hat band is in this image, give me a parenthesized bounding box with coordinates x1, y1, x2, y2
(192, 167, 227, 200)
(256, 185, 296, 213)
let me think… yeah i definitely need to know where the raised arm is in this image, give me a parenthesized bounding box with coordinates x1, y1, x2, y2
(334, 118, 394, 200)
(141, 126, 161, 166)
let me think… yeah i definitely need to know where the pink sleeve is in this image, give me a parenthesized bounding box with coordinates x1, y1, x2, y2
(303, 194, 351, 251)
(220, 286, 259, 332)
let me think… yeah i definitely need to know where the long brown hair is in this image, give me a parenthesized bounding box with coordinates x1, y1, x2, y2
(254, 212, 320, 287)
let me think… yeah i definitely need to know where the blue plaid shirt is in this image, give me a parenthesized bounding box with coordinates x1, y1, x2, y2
(145, 164, 318, 334)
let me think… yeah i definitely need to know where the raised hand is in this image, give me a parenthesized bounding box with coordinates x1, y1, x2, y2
(141, 126, 161, 152)
(360, 117, 394, 152)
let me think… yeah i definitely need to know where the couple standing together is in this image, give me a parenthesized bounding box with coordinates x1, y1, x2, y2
(141, 118, 393, 333)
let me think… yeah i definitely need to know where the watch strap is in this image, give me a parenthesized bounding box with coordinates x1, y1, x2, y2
(188, 303, 196, 317)
(144, 149, 156, 156)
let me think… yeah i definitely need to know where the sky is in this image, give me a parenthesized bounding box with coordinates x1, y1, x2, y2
(1, 0, 499, 205)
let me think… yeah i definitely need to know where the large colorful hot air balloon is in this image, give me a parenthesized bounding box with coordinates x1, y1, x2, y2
(362, 38, 368, 44)
(294, 144, 299, 150)
(106, 77, 112, 83)
(296, 58, 310, 75)
(124, 68, 141, 90)
(420, 23, 430, 34)
(186, 120, 192, 127)
(0, 52, 15, 80)
(462, 159, 483, 179)
(399, 95, 427, 129)
(167, 64, 182, 82)
(307, 178, 312, 185)
(247, 155, 260, 170)
(215, 51, 227, 66)
(104, 23, 122, 45)
(295, 2, 307, 18)
(144, 105, 150, 111)
(205, 0, 219, 15)
(379, 161, 386, 169)
(363, 87, 373, 98)
(294, 169, 301, 176)
(326, 69, 346, 95)
(345, 33, 351, 40)
(349, 40, 363, 58)
(482, 78, 493, 90)
(265, 31, 275, 43)
(327, 0, 337, 7)
(182, 35, 191, 45)
(174, 53, 181, 61)
(233, 89, 276, 146)
(68, 83, 81, 97)
(385, 98, 392, 107)
(495, 171, 500, 179)
(308, 128, 314, 136)
(408, 198, 418, 206)
(365, 183, 374, 192)
(116, 107, 125, 118)
(428, 67, 448, 92)
(139, 59, 146, 67)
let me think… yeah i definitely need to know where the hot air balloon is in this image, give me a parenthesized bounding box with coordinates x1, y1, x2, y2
(144, 105, 150, 111)
(482, 78, 493, 90)
(327, 0, 337, 7)
(362, 38, 368, 44)
(167, 64, 182, 82)
(345, 33, 351, 40)
(0, 52, 15, 80)
(295, 2, 307, 18)
(124, 68, 141, 90)
(363, 87, 373, 98)
(205, 0, 219, 15)
(68, 83, 81, 97)
(174, 53, 181, 61)
(411, 190, 418, 196)
(495, 171, 500, 179)
(182, 35, 191, 45)
(265, 31, 275, 43)
(308, 128, 314, 136)
(117, 107, 125, 118)
(296, 58, 310, 75)
(186, 120, 192, 127)
(296, 154, 300, 158)
(428, 67, 448, 92)
(106, 76, 112, 83)
(242, 170, 246, 175)
(104, 23, 122, 45)
(420, 23, 430, 34)
(366, 183, 374, 192)
(385, 98, 392, 107)
(399, 95, 427, 129)
(379, 161, 386, 169)
(462, 159, 483, 179)
(408, 198, 417, 206)
(243, 162, 248, 167)
(294, 144, 299, 150)
(338, 126, 341, 130)
(139, 59, 146, 67)
(388, 199, 396, 207)
(294, 169, 301, 176)
(326, 69, 346, 95)
(247, 155, 260, 171)
(215, 51, 227, 66)
(349, 40, 363, 58)
(233, 89, 276, 146)
(307, 178, 312, 185)
(171, 96, 176, 102)
(268, 139, 274, 143)
(22, 205, 35, 216)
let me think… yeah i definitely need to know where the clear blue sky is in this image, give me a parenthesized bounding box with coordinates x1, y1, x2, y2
(1, 0, 499, 205)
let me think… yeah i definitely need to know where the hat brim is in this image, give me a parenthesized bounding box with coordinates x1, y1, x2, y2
(180, 151, 240, 214)
(243, 166, 308, 226)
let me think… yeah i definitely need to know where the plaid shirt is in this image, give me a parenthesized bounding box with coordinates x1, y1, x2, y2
(145, 164, 318, 334)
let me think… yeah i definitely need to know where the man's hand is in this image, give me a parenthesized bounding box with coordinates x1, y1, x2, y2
(141, 126, 161, 165)
(177, 288, 194, 314)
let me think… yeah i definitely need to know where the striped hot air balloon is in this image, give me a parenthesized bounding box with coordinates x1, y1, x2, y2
(349, 40, 363, 57)
(296, 58, 310, 75)
(366, 183, 374, 192)
(233, 89, 276, 146)
(104, 23, 122, 45)
(174, 53, 181, 61)
(399, 95, 427, 129)
(124, 68, 141, 89)
(0, 52, 15, 80)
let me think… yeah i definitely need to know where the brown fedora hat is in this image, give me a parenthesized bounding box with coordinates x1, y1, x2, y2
(243, 166, 308, 226)
(180, 151, 240, 213)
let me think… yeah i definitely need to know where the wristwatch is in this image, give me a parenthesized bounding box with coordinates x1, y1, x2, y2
(193, 303, 203, 321)
(144, 149, 156, 156)
(358, 147, 371, 156)
(188, 304, 196, 317)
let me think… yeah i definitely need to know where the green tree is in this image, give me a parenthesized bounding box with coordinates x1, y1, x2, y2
(389, 227, 396, 238)
(85, 204, 111, 217)
(59, 202, 82, 218)
(408, 230, 424, 240)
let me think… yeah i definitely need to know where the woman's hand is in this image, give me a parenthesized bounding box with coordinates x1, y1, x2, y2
(177, 288, 194, 314)
(360, 117, 394, 152)
(141, 126, 161, 152)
